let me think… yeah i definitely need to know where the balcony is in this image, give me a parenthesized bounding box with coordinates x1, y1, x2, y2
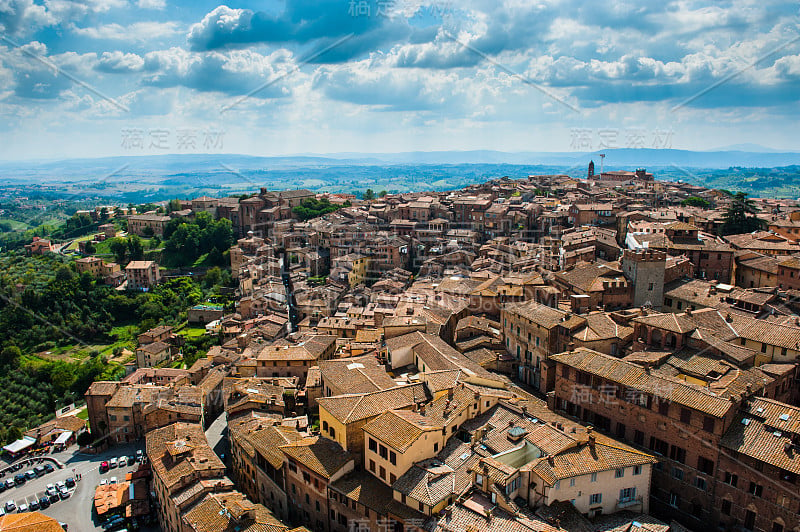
(616, 496, 643, 509)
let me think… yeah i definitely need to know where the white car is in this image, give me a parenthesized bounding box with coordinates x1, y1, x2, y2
(99, 479, 108, 486)
(109, 477, 118, 484)
(17, 503, 27, 513)
(117, 456, 127, 466)
(109, 458, 118, 469)
(4, 501, 15, 512)
(55, 481, 66, 491)
(45, 484, 57, 497)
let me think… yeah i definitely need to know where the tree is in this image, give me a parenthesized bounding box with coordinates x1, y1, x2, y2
(363, 189, 375, 200)
(109, 237, 128, 263)
(76, 431, 93, 446)
(0, 345, 21, 367)
(682, 196, 711, 209)
(141, 225, 155, 238)
(55, 264, 75, 282)
(6, 426, 22, 443)
(84, 240, 96, 254)
(720, 192, 764, 236)
(127, 235, 144, 261)
(378, 190, 388, 198)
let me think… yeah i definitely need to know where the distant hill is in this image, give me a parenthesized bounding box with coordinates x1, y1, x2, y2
(1, 149, 799, 199)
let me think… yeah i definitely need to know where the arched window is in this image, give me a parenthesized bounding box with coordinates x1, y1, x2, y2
(322, 421, 329, 432)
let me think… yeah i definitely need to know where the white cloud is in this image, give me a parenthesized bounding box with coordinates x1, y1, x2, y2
(70, 21, 181, 42)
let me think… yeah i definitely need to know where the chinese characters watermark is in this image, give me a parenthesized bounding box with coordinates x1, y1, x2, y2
(121, 127, 225, 151)
(569, 127, 674, 150)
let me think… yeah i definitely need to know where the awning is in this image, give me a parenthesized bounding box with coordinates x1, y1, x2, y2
(3, 436, 36, 454)
(54, 431, 73, 445)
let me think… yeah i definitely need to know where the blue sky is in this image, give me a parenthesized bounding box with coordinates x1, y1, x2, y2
(0, 0, 799, 159)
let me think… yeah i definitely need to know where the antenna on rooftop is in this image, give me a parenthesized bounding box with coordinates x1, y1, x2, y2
(599, 153, 606, 175)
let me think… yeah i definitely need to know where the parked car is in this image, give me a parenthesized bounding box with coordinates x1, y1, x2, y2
(17, 503, 27, 513)
(45, 484, 57, 497)
(101, 516, 124, 530)
(108, 458, 117, 469)
(100, 461, 109, 473)
(33, 466, 46, 477)
(0, 483, 6, 494)
(48, 493, 59, 504)
(127, 455, 135, 466)
(4, 500, 15, 512)
(109, 477, 118, 484)
(24, 470, 35, 480)
(58, 487, 70, 500)
(65, 477, 75, 488)
(4, 480, 14, 490)
(55, 481, 66, 491)
(99, 479, 108, 486)
(28, 499, 39, 511)
(117, 456, 127, 467)
(0, 507, 4, 517)
(38, 497, 50, 509)
(135, 450, 143, 461)
(13, 474, 25, 485)
(43, 463, 54, 473)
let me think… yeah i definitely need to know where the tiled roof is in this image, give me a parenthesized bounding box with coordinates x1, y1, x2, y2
(527, 440, 658, 485)
(146, 422, 225, 492)
(504, 300, 568, 329)
(181, 491, 289, 532)
(317, 383, 428, 424)
(279, 436, 352, 479)
(721, 398, 800, 475)
(0, 512, 65, 531)
(363, 410, 441, 452)
(319, 354, 398, 395)
(550, 348, 734, 417)
(330, 470, 396, 513)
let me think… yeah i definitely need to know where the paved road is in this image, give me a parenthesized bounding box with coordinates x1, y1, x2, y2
(206, 411, 229, 465)
(1, 442, 148, 531)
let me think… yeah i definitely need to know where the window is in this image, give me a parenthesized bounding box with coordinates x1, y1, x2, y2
(329, 427, 336, 438)
(721, 499, 731, 515)
(703, 416, 715, 433)
(368, 438, 377, 452)
(418, 502, 424, 512)
(554, 480, 560, 490)
(323, 421, 329, 432)
(658, 401, 670, 416)
(476, 474, 483, 487)
(619, 487, 636, 503)
(724, 472, 738, 487)
(633, 465, 642, 476)
(390, 473, 396, 484)
(589, 493, 602, 505)
(672, 467, 684, 480)
(748, 482, 763, 497)
(634, 430, 644, 446)
(695, 476, 706, 490)
(379, 466, 386, 480)
(590, 472, 597, 482)
(680, 408, 692, 424)
(648, 282, 654, 290)
(744, 510, 756, 531)
(379, 445, 387, 459)
(669, 445, 686, 464)
(369, 459, 375, 473)
(697, 456, 714, 475)
(434, 443, 439, 452)
(569, 478, 576, 487)
(669, 492, 679, 507)
(773, 522, 785, 532)
(389, 451, 396, 465)
(615, 468, 625, 478)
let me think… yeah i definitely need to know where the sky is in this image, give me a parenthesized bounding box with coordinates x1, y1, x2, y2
(0, 0, 799, 160)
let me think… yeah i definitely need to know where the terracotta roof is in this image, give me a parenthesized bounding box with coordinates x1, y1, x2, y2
(504, 300, 568, 329)
(146, 422, 225, 493)
(317, 383, 428, 424)
(181, 491, 289, 532)
(279, 436, 352, 479)
(363, 410, 441, 452)
(721, 398, 800, 475)
(550, 348, 734, 417)
(0, 512, 64, 531)
(527, 440, 658, 485)
(319, 354, 398, 395)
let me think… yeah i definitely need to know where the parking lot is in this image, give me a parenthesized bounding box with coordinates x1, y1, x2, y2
(0, 443, 155, 531)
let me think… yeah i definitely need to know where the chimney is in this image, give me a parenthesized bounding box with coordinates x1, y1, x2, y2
(588, 434, 596, 450)
(547, 455, 554, 466)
